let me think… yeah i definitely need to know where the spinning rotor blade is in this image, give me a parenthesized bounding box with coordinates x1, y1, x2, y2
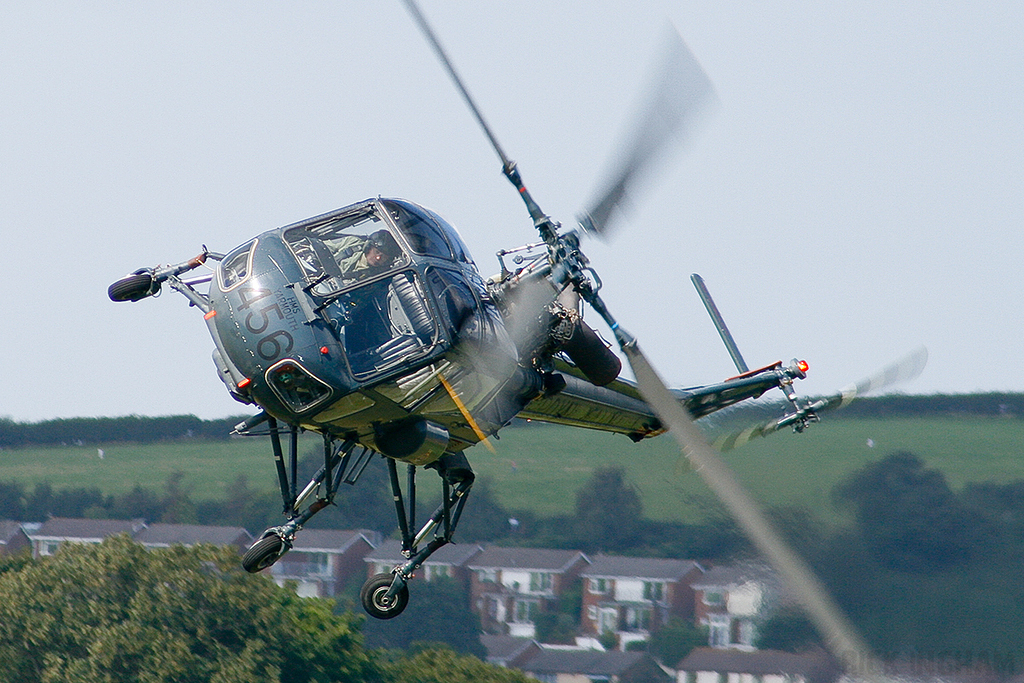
(621, 338, 878, 674)
(713, 346, 928, 452)
(578, 28, 717, 238)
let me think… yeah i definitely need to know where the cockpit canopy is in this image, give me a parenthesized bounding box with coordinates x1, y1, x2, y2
(282, 198, 474, 297)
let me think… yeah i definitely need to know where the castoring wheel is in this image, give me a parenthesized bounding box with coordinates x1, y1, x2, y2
(242, 534, 287, 573)
(108, 271, 157, 302)
(360, 573, 409, 619)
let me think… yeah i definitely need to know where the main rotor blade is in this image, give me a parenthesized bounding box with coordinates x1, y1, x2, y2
(401, 0, 511, 170)
(578, 27, 717, 238)
(621, 340, 878, 674)
(713, 346, 928, 452)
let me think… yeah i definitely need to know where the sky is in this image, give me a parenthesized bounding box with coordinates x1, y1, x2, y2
(1, 1, 1022, 423)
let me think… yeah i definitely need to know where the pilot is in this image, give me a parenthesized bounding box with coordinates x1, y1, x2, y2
(335, 229, 402, 280)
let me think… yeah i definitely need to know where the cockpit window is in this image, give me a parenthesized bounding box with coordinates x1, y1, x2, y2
(218, 239, 257, 292)
(285, 210, 408, 295)
(382, 199, 475, 265)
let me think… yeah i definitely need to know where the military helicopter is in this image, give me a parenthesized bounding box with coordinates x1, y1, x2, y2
(108, 1, 924, 627)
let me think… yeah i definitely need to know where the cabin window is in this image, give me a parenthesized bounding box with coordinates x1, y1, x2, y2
(218, 239, 257, 291)
(285, 209, 408, 295)
(265, 360, 332, 412)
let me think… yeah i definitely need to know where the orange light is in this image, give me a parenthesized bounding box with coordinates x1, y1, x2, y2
(204, 310, 217, 320)
(798, 360, 809, 373)
(237, 378, 252, 389)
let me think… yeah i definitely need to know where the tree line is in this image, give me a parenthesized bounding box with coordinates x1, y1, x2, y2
(0, 414, 243, 448)
(3, 392, 1023, 449)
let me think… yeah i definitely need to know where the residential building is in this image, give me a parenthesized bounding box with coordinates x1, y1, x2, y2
(581, 554, 705, 649)
(134, 523, 253, 553)
(269, 528, 377, 598)
(0, 520, 31, 556)
(364, 538, 483, 585)
(518, 646, 672, 683)
(676, 648, 841, 683)
(692, 563, 782, 650)
(27, 517, 146, 558)
(480, 635, 543, 669)
(468, 546, 590, 638)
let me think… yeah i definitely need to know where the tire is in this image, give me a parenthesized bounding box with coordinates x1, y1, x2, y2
(242, 534, 286, 573)
(108, 272, 156, 302)
(360, 573, 409, 619)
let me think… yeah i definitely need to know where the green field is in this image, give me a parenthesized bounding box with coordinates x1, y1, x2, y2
(2, 417, 1022, 525)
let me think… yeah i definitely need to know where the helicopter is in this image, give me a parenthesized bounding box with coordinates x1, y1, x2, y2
(107, 1, 924, 625)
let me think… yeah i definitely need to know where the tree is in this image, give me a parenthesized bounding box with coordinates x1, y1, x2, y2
(648, 619, 707, 667)
(383, 645, 535, 683)
(573, 467, 644, 553)
(833, 451, 991, 572)
(0, 535, 379, 683)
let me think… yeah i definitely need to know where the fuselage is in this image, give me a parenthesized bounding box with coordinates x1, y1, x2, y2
(205, 197, 540, 465)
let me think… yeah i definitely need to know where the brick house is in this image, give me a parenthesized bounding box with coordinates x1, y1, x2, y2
(364, 539, 483, 585)
(676, 647, 841, 683)
(581, 554, 705, 649)
(467, 546, 590, 638)
(518, 647, 672, 683)
(0, 520, 31, 556)
(692, 563, 782, 650)
(27, 517, 146, 558)
(269, 528, 377, 598)
(134, 523, 253, 553)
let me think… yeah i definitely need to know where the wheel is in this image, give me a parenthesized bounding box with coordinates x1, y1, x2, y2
(108, 271, 157, 302)
(242, 534, 287, 573)
(360, 573, 409, 619)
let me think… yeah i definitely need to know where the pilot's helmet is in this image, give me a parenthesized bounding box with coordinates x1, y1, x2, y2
(365, 229, 401, 259)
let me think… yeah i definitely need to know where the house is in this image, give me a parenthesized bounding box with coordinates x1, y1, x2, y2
(364, 538, 483, 584)
(134, 523, 253, 553)
(269, 528, 377, 597)
(518, 647, 672, 683)
(0, 520, 31, 556)
(676, 648, 841, 683)
(468, 546, 590, 638)
(27, 517, 146, 558)
(480, 634, 543, 669)
(581, 554, 705, 649)
(692, 563, 782, 649)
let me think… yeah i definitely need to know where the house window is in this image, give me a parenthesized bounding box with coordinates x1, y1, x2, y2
(529, 572, 553, 593)
(42, 542, 60, 556)
(477, 568, 497, 583)
(708, 615, 730, 647)
(703, 590, 724, 606)
(598, 607, 619, 634)
(643, 581, 664, 602)
(624, 607, 652, 632)
(310, 553, 330, 575)
(425, 565, 450, 581)
(589, 577, 609, 594)
(588, 605, 598, 621)
(514, 599, 540, 624)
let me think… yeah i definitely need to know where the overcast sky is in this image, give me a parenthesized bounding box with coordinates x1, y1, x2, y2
(2, 1, 1021, 422)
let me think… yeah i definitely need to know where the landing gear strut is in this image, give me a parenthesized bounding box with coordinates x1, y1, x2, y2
(239, 415, 376, 573)
(357, 452, 474, 619)
(237, 414, 475, 620)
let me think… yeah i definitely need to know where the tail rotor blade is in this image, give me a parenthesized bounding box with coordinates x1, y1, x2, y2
(713, 346, 928, 452)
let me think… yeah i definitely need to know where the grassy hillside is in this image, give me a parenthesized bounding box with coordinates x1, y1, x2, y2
(2, 416, 1022, 526)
